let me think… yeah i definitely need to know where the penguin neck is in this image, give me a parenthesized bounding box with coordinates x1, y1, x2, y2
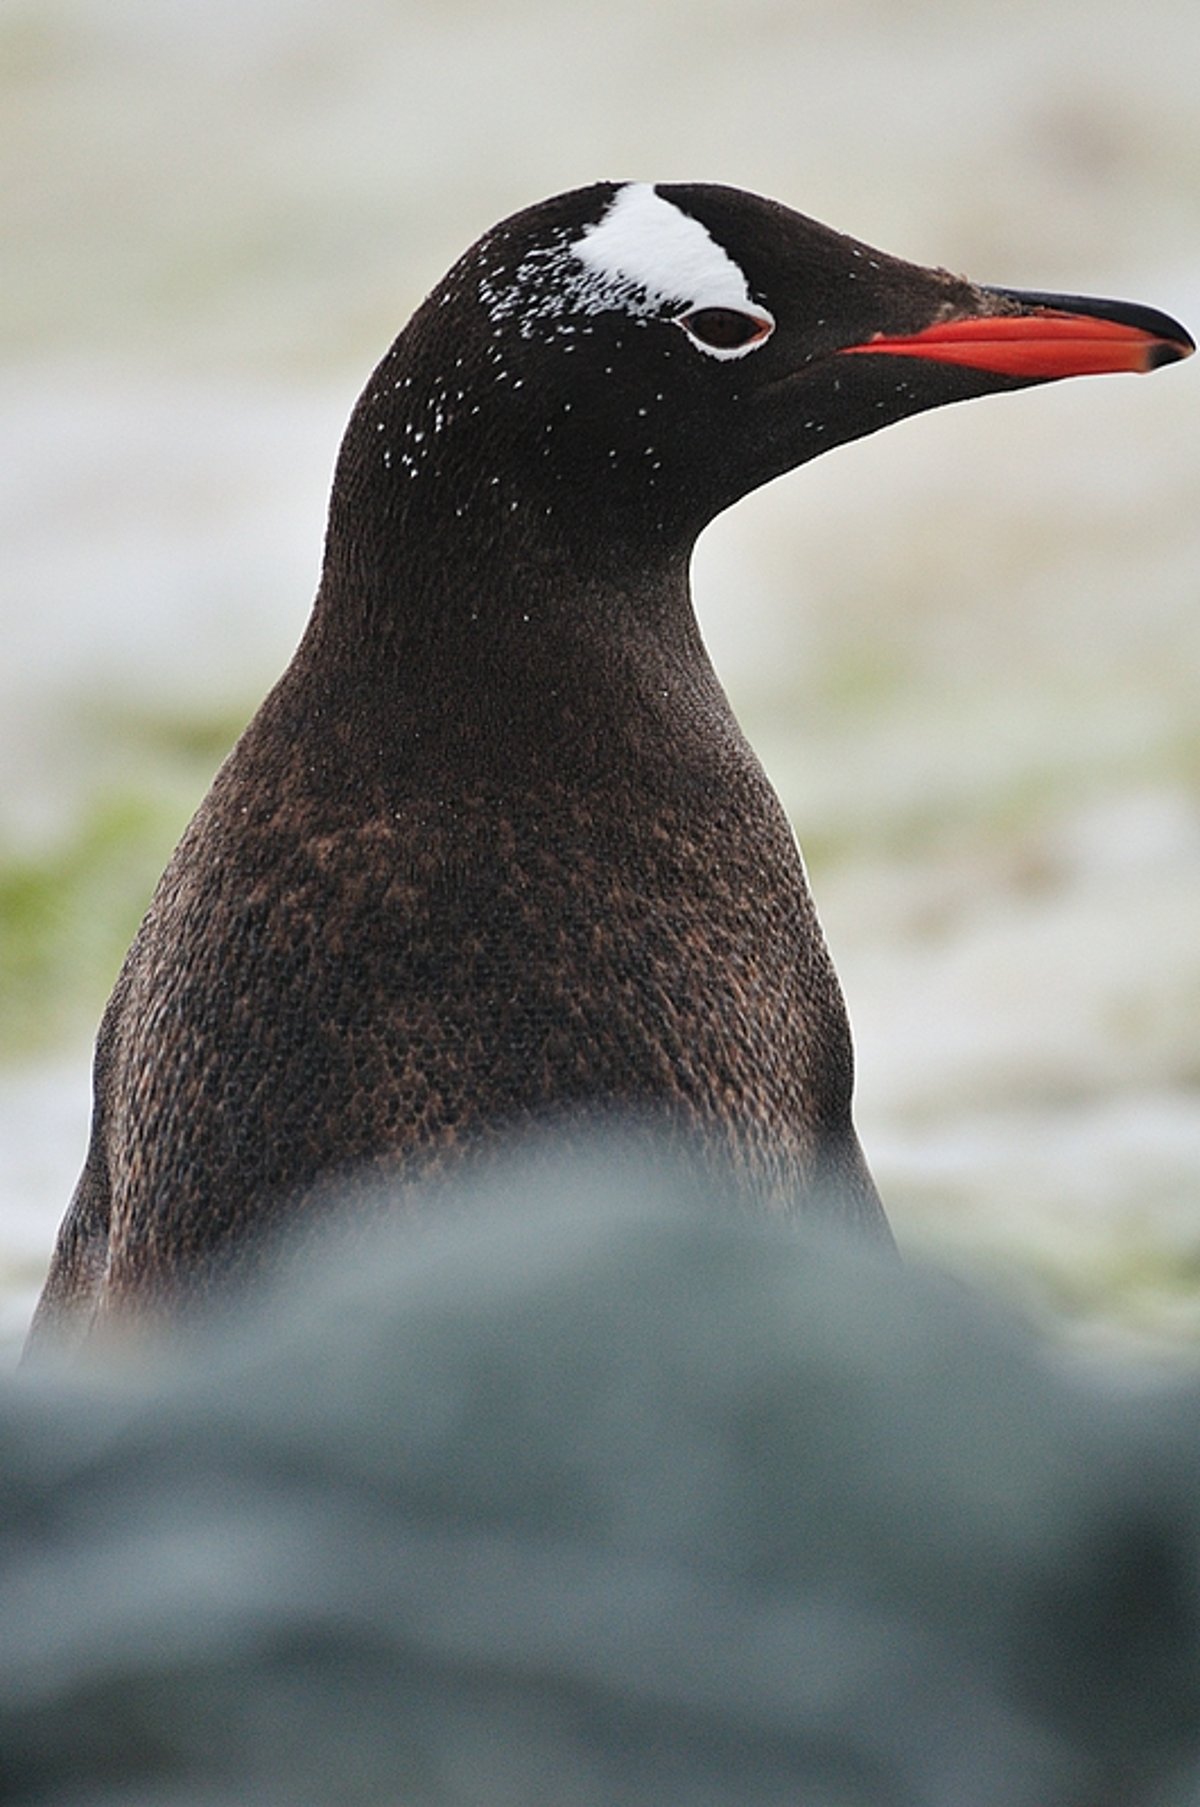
(297, 481, 746, 800)
(308, 393, 719, 687)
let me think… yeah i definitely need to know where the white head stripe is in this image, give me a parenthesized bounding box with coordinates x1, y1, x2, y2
(573, 183, 757, 313)
(476, 181, 768, 346)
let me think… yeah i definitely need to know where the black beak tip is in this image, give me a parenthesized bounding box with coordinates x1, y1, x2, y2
(1146, 333, 1194, 370)
(1129, 300, 1196, 364)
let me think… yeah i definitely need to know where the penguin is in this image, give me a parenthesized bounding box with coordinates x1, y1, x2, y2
(28, 181, 1193, 1349)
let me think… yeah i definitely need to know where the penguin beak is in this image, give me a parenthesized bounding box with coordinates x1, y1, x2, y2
(840, 288, 1194, 380)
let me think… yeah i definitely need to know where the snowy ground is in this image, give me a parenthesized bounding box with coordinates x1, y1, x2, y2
(2, 0, 1199, 1362)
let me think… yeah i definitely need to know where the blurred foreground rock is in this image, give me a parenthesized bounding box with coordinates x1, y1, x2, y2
(3, 1138, 1199, 1805)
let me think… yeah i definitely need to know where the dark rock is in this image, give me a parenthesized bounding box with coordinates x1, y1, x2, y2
(5, 1138, 1200, 1804)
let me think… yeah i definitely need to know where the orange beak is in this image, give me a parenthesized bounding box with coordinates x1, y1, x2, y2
(840, 290, 1194, 380)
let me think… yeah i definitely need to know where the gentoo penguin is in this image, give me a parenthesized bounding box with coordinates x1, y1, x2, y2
(29, 182, 1192, 1349)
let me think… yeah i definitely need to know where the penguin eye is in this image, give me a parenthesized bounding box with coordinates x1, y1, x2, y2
(676, 307, 775, 358)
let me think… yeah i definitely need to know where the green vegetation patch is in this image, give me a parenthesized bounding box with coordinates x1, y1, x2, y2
(0, 699, 250, 1061)
(0, 794, 189, 1060)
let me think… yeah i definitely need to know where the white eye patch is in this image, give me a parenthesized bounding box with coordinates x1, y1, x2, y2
(478, 182, 775, 356)
(574, 183, 756, 314)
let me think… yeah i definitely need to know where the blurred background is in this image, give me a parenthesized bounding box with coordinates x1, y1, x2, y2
(1, 0, 1198, 1359)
